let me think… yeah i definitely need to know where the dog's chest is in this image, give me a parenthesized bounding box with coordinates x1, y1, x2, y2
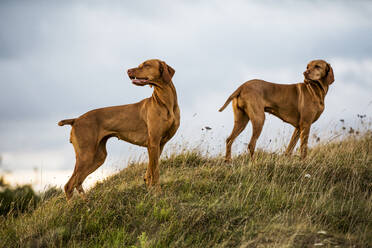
(312, 104, 325, 122)
(164, 109, 180, 138)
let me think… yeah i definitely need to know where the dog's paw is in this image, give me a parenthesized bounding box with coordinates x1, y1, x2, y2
(150, 184, 162, 195)
(143, 175, 153, 187)
(224, 158, 232, 163)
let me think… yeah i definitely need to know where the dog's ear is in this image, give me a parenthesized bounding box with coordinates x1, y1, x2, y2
(160, 61, 175, 83)
(324, 63, 334, 85)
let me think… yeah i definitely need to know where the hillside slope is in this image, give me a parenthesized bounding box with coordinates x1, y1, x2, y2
(1, 134, 371, 247)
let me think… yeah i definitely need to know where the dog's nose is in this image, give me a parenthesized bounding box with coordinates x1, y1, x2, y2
(127, 68, 134, 76)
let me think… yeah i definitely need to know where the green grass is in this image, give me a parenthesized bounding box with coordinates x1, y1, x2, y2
(1, 133, 371, 247)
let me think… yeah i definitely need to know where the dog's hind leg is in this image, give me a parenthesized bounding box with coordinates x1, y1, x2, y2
(64, 126, 108, 201)
(64, 166, 79, 200)
(247, 105, 265, 158)
(65, 153, 94, 201)
(74, 137, 109, 200)
(76, 185, 87, 201)
(225, 99, 249, 162)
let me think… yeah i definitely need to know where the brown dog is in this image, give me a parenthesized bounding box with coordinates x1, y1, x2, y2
(58, 59, 180, 200)
(219, 60, 334, 160)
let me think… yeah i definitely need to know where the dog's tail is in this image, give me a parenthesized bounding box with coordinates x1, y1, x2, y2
(58, 118, 76, 126)
(218, 86, 242, 112)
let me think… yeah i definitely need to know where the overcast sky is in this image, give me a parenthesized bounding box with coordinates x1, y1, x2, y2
(1, 0, 371, 174)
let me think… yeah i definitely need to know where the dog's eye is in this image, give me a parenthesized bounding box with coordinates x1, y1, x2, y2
(144, 64, 150, 68)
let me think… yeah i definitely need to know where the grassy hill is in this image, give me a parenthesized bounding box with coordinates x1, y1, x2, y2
(1, 133, 371, 247)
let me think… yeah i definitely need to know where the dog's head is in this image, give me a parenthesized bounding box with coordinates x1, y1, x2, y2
(303, 59, 334, 86)
(127, 59, 175, 87)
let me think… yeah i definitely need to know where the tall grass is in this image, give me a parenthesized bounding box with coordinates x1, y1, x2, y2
(0, 133, 371, 247)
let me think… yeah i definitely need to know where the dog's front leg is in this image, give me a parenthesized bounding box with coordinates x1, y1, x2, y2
(146, 138, 161, 189)
(299, 125, 311, 159)
(285, 128, 300, 156)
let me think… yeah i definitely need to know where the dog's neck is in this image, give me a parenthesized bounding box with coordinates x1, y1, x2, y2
(304, 79, 328, 104)
(152, 81, 178, 114)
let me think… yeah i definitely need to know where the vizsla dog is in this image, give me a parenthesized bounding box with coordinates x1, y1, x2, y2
(219, 59, 334, 161)
(58, 59, 180, 200)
